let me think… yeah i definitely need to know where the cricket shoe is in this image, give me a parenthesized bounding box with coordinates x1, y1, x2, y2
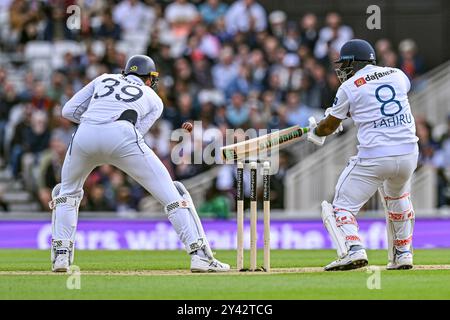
(387, 250, 413, 270)
(324, 249, 368, 271)
(52, 249, 70, 272)
(190, 254, 230, 273)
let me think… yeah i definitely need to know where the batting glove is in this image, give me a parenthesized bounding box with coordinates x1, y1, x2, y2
(306, 117, 326, 146)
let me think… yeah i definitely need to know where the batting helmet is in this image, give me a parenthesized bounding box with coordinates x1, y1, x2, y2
(123, 55, 159, 89)
(335, 39, 376, 83)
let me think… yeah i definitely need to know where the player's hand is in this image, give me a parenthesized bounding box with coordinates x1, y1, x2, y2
(324, 108, 343, 135)
(306, 117, 326, 146)
(181, 122, 193, 132)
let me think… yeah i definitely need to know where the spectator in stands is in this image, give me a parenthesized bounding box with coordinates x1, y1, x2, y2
(226, 91, 250, 128)
(314, 12, 353, 62)
(199, 0, 228, 25)
(212, 46, 239, 92)
(375, 38, 393, 58)
(259, 90, 277, 124)
(310, 63, 334, 108)
(284, 91, 314, 127)
(380, 50, 398, 68)
(211, 16, 233, 43)
(268, 10, 287, 40)
(17, 71, 35, 101)
(96, 9, 122, 40)
(199, 177, 231, 219)
(248, 48, 268, 92)
(113, 0, 156, 35)
(260, 35, 278, 64)
(59, 52, 81, 79)
(116, 185, 137, 214)
(101, 39, 122, 72)
(8, 0, 41, 45)
(9, 104, 33, 178)
(190, 22, 221, 60)
(37, 134, 66, 209)
(276, 53, 303, 92)
(299, 13, 319, 52)
(190, 51, 214, 89)
(225, 0, 267, 35)
(175, 92, 195, 129)
(31, 82, 53, 111)
(0, 81, 19, 158)
(85, 184, 113, 212)
(22, 109, 50, 167)
(282, 22, 300, 53)
(165, 0, 199, 38)
(225, 64, 252, 99)
(416, 117, 440, 165)
(300, 72, 322, 109)
(46, 72, 66, 104)
(433, 115, 450, 207)
(398, 38, 426, 80)
(11, 109, 50, 185)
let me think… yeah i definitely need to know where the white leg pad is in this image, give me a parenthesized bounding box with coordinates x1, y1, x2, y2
(379, 188, 414, 263)
(321, 201, 348, 258)
(50, 184, 83, 265)
(165, 181, 214, 260)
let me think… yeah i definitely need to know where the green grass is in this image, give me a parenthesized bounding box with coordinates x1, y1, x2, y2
(0, 249, 449, 299)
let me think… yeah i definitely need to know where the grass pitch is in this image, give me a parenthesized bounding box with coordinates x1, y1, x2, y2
(0, 249, 449, 299)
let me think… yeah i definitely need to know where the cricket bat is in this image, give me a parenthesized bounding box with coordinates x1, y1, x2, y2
(221, 125, 310, 161)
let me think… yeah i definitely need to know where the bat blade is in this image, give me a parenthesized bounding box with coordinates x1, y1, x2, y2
(221, 125, 309, 161)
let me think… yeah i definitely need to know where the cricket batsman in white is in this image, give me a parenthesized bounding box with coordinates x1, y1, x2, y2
(307, 39, 418, 271)
(50, 55, 230, 273)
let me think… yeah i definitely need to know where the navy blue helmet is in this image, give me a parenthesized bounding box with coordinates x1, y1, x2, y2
(123, 55, 159, 89)
(335, 39, 376, 83)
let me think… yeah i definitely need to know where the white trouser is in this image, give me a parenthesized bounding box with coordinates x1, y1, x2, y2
(53, 121, 202, 253)
(332, 152, 418, 248)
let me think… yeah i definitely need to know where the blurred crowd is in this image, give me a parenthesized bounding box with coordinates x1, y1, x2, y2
(0, 0, 445, 216)
(416, 115, 450, 207)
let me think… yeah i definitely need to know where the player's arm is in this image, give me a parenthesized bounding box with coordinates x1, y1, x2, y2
(306, 88, 349, 145)
(136, 94, 164, 135)
(62, 78, 97, 124)
(315, 115, 343, 136)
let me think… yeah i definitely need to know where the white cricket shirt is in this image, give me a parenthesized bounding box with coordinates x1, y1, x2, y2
(62, 73, 163, 136)
(330, 65, 418, 158)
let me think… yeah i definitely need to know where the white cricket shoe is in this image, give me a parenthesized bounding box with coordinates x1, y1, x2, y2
(387, 251, 413, 270)
(190, 254, 230, 273)
(52, 250, 70, 272)
(324, 249, 368, 271)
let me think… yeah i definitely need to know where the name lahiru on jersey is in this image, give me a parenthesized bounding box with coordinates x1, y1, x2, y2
(373, 112, 413, 128)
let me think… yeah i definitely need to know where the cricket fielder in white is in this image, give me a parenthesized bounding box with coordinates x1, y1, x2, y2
(50, 55, 230, 273)
(307, 39, 418, 271)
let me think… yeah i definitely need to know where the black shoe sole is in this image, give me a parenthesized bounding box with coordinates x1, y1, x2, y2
(387, 264, 413, 270)
(325, 259, 369, 271)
